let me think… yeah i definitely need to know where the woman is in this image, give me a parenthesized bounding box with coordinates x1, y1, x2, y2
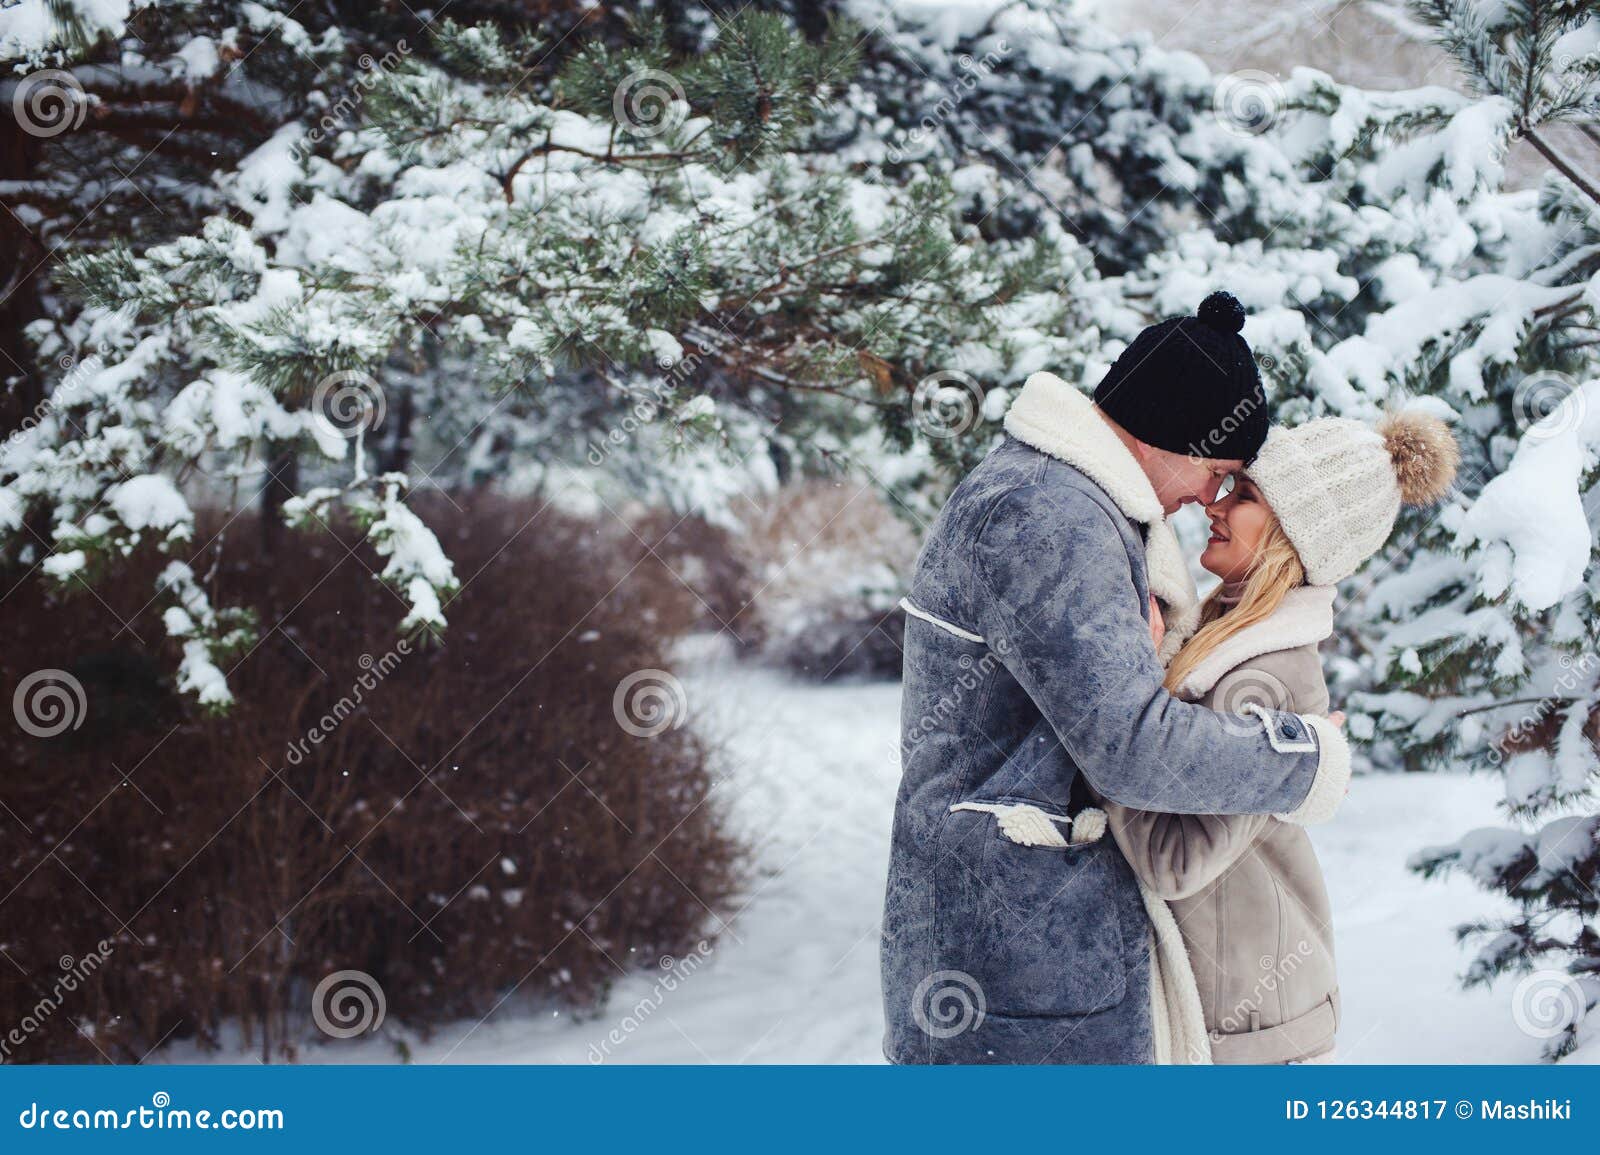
(1099, 408, 1460, 1064)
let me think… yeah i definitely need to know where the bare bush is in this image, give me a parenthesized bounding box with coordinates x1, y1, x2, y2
(735, 480, 918, 681)
(0, 498, 738, 1062)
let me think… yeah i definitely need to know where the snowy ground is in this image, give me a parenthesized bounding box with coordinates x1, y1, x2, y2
(169, 637, 1591, 1065)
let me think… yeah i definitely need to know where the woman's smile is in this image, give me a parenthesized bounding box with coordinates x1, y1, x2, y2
(1198, 474, 1271, 583)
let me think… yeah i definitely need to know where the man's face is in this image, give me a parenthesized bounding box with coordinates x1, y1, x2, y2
(1137, 447, 1244, 515)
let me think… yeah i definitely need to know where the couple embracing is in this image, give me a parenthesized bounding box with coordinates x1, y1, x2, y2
(881, 291, 1459, 1064)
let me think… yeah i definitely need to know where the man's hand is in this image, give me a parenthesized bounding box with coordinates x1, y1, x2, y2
(1147, 594, 1165, 650)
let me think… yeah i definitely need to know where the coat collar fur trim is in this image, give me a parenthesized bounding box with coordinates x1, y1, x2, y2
(1172, 584, 1336, 699)
(1005, 372, 1165, 525)
(1003, 371, 1200, 660)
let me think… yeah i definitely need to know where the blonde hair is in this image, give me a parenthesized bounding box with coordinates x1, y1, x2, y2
(1163, 514, 1306, 694)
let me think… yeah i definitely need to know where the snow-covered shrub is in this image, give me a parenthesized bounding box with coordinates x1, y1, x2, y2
(735, 480, 919, 680)
(0, 498, 736, 1061)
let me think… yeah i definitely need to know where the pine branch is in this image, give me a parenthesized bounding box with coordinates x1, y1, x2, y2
(1409, 0, 1521, 101)
(1525, 126, 1600, 207)
(1455, 695, 1582, 719)
(80, 80, 278, 137)
(1515, 0, 1547, 121)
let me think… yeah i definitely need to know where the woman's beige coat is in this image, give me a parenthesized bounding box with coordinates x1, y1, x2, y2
(1100, 584, 1342, 1064)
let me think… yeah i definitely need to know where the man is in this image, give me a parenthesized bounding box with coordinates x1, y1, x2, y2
(881, 290, 1350, 1064)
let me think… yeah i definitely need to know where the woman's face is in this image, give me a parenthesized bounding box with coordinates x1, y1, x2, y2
(1200, 474, 1274, 583)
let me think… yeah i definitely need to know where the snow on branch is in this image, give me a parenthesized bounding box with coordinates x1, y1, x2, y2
(1457, 379, 1600, 611)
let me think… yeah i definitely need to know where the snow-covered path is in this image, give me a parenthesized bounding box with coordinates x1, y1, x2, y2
(409, 641, 906, 1063)
(178, 640, 1585, 1064)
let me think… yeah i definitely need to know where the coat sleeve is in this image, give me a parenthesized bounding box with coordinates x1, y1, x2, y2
(1104, 803, 1275, 899)
(1097, 668, 1294, 899)
(968, 483, 1349, 821)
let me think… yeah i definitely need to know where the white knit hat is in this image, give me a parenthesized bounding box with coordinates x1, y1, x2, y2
(1247, 411, 1460, 586)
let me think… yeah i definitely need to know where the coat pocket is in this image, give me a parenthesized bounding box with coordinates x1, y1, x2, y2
(944, 813, 1128, 1018)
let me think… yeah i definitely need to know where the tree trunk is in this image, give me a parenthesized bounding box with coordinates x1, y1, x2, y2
(377, 382, 415, 475)
(0, 114, 45, 435)
(260, 446, 300, 554)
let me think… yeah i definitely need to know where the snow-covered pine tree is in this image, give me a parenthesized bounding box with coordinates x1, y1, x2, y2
(1, 1, 619, 500)
(1336, 0, 1600, 1059)
(18, 0, 1478, 707)
(6, 5, 1095, 706)
(2, 0, 323, 428)
(855, 0, 1600, 1058)
(828, 0, 1517, 450)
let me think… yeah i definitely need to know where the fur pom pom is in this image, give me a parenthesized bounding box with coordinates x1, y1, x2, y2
(1378, 410, 1459, 506)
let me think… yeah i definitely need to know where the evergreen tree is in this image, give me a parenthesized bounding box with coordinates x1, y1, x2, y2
(1338, 0, 1600, 1059)
(4, 3, 1093, 705)
(867, 0, 1600, 1059)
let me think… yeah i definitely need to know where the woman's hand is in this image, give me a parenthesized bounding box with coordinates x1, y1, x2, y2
(1324, 711, 1348, 794)
(1147, 594, 1165, 649)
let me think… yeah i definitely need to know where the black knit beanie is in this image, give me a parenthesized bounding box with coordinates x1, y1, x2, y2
(1091, 290, 1269, 462)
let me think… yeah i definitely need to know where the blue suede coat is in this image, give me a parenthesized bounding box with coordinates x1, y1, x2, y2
(881, 433, 1329, 1064)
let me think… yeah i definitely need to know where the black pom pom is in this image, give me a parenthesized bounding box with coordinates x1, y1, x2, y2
(1197, 290, 1246, 335)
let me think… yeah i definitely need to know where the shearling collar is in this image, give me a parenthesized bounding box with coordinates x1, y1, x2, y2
(1172, 584, 1336, 699)
(1005, 372, 1165, 526)
(1003, 371, 1200, 661)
